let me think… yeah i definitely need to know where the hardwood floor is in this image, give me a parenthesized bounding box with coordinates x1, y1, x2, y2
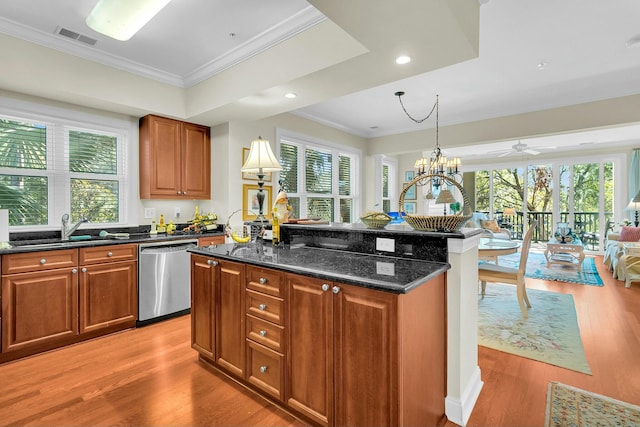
(0, 255, 638, 427)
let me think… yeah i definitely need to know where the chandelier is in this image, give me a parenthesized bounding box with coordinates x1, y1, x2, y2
(395, 92, 463, 212)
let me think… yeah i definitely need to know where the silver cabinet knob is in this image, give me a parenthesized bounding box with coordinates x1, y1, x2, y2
(82, 267, 87, 273)
(177, 191, 182, 195)
(40, 258, 46, 264)
(72, 268, 78, 274)
(321, 284, 330, 292)
(107, 252, 113, 257)
(259, 366, 268, 373)
(183, 191, 187, 195)
(259, 330, 267, 337)
(258, 303, 267, 311)
(259, 277, 267, 284)
(332, 285, 341, 294)
(207, 260, 219, 266)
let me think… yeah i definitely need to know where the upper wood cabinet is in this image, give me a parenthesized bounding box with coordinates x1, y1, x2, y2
(139, 114, 211, 199)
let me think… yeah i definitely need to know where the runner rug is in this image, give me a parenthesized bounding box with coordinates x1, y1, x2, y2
(545, 382, 640, 426)
(483, 251, 604, 286)
(478, 283, 591, 374)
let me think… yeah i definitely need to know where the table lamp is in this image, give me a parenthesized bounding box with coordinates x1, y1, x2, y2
(627, 190, 640, 227)
(241, 136, 282, 222)
(435, 189, 456, 215)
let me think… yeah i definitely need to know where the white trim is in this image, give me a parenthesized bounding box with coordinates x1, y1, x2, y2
(445, 366, 484, 426)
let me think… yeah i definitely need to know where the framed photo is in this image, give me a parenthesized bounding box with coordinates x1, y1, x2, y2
(403, 182, 416, 200)
(242, 147, 272, 181)
(242, 184, 272, 220)
(403, 202, 416, 215)
(404, 171, 414, 181)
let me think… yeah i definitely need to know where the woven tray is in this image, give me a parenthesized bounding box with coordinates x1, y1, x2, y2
(399, 174, 472, 232)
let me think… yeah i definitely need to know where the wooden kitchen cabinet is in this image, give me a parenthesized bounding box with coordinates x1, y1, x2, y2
(139, 114, 211, 199)
(286, 271, 446, 427)
(190, 254, 245, 377)
(1, 250, 79, 354)
(78, 244, 137, 334)
(198, 235, 225, 246)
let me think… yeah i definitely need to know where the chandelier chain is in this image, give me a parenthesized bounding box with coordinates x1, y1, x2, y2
(395, 92, 439, 126)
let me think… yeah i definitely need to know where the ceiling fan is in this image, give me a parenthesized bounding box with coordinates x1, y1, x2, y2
(489, 141, 556, 157)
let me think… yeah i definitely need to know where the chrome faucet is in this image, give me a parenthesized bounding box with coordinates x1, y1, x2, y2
(61, 214, 89, 240)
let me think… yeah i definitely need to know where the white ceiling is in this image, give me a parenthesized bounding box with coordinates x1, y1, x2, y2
(1, 0, 639, 159)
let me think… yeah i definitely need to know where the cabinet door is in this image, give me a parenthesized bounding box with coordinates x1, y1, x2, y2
(180, 122, 210, 199)
(215, 259, 245, 377)
(334, 283, 398, 427)
(198, 235, 225, 246)
(139, 115, 182, 198)
(2, 269, 78, 353)
(79, 261, 137, 334)
(285, 273, 333, 427)
(191, 254, 215, 358)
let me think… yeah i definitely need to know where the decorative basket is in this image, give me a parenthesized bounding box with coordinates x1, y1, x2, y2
(399, 174, 472, 232)
(360, 212, 392, 229)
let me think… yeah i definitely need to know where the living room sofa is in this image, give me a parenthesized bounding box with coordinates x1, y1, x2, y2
(604, 226, 640, 279)
(463, 212, 511, 239)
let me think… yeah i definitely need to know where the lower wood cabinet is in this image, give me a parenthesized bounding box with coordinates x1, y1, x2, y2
(191, 254, 447, 427)
(2, 267, 79, 353)
(190, 254, 245, 377)
(1, 245, 138, 363)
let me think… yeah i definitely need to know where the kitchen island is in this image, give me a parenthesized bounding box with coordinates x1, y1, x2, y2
(189, 241, 448, 426)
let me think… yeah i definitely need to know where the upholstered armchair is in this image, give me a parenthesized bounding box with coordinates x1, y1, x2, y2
(463, 212, 511, 240)
(604, 227, 640, 279)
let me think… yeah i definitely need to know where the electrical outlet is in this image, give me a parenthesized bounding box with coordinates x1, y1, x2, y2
(376, 237, 395, 253)
(144, 208, 156, 219)
(174, 207, 180, 218)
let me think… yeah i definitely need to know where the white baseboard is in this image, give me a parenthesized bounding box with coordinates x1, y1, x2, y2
(445, 366, 484, 426)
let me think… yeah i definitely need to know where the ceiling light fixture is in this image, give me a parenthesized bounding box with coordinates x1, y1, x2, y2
(537, 60, 548, 70)
(395, 55, 411, 65)
(626, 34, 640, 48)
(86, 0, 172, 41)
(284, 92, 297, 99)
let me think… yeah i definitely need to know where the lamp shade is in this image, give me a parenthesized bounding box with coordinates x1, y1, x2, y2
(435, 189, 456, 204)
(241, 137, 282, 172)
(86, 0, 172, 41)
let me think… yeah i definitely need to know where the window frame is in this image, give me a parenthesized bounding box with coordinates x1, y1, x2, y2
(276, 129, 361, 222)
(0, 99, 129, 231)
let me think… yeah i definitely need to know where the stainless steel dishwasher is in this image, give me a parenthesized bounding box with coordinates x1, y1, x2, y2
(137, 239, 198, 326)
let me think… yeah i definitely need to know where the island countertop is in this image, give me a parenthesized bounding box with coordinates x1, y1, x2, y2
(189, 242, 449, 294)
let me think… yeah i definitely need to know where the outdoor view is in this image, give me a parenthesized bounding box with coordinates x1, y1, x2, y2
(474, 162, 613, 250)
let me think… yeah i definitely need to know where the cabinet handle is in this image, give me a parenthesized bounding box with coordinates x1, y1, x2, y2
(259, 277, 267, 284)
(258, 303, 267, 311)
(332, 285, 341, 294)
(207, 260, 219, 266)
(107, 252, 113, 257)
(183, 191, 187, 195)
(260, 366, 268, 373)
(82, 267, 87, 273)
(259, 330, 267, 337)
(72, 268, 78, 274)
(177, 191, 182, 195)
(40, 258, 46, 264)
(321, 284, 330, 292)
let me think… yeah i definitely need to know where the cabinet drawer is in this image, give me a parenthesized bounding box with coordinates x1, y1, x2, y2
(246, 265, 282, 297)
(246, 340, 283, 401)
(79, 244, 137, 265)
(198, 235, 225, 246)
(2, 249, 78, 275)
(246, 289, 283, 325)
(246, 314, 284, 353)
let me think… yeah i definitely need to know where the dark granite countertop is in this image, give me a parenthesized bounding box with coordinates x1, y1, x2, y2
(189, 242, 449, 294)
(0, 232, 225, 254)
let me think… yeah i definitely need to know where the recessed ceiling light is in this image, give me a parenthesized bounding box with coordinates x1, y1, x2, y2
(537, 60, 548, 70)
(395, 55, 411, 65)
(284, 92, 297, 99)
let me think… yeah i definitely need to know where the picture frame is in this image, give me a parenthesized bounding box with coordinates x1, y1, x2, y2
(403, 182, 416, 200)
(242, 184, 272, 220)
(242, 147, 272, 181)
(404, 170, 414, 181)
(403, 202, 416, 215)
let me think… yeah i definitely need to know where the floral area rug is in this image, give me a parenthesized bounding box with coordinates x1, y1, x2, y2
(545, 382, 640, 426)
(483, 251, 604, 286)
(478, 283, 591, 374)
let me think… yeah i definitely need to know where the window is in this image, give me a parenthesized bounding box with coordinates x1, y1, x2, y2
(0, 113, 126, 228)
(277, 132, 359, 222)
